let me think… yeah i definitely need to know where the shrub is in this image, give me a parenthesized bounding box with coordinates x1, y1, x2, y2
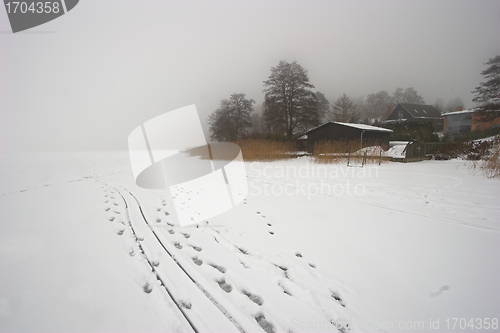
(480, 136, 500, 178)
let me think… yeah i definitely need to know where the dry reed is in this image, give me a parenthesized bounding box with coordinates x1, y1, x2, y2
(235, 140, 297, 162)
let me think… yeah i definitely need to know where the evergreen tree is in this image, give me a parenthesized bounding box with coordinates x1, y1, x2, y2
(328, 93, 358, 122)
(315, 91, 330, 123)
(472, 55, 500, 110)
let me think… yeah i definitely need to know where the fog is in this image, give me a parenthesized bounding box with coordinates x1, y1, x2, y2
(1, 0, 499, 152)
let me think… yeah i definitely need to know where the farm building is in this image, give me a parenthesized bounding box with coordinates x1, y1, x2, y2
(300, 122, 392, 152)
(386, 103, 443, 131)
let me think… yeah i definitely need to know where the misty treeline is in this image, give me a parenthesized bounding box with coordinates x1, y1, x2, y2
(208, 60, 467, 141)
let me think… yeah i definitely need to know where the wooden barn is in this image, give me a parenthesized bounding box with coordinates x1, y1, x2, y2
(299, 122, 392, 152)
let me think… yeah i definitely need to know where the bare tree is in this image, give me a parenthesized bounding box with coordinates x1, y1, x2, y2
(208, 93, 254, 142)
(365, 90, 392, 120)
(391, 87, 425, 105)
(263, 61, 320, 138)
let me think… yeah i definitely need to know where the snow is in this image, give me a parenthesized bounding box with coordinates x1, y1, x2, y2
(386, 144, 408, 158)
(473, 135, 498, 142)
(442, 109, 475, 116)
(329, 122, 393, 132)
(304, 122, 393, 134)
(1, 152, 499, 332)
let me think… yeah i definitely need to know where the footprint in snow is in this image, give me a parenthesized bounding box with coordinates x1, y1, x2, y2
(113, 203, 119, 206)
(192, 256, 203, 266)
(209, 263, 226, 273)
(330, 291, 346, 307)
(104, 207, 110, 211)
(255, 313, 275, 333)
(174, 242, 182, 249)
(168, 229, 175, 234)
(309, 263, 316, 268)
(242, 290, 263, 306)
(236, 247, 248, 255)
(156, 218, 162, 223)
(429, 285, 449, 298)
(142, 282, 153, 294)
(216, 278, 232, 293)
(279, 283, 293, 296)
(156, 207, 161, 211)
(269, 231, 274, 235)
(108, 216, 115, 222)
(295, 252, 302, 258)
(182, 233, 190, 239)
(179, 300, 192, 309)
(189, 245, 202, 252)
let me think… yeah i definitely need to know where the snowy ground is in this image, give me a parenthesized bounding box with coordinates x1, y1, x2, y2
(1, 152, 499, 332)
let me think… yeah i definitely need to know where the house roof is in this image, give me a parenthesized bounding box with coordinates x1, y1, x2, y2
(304, 121, 392, 134)
(441, 109, 475, 116)
(395, 103, 441, 118)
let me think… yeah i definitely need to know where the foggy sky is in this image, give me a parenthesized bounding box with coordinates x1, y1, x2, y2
(1, 0, 499, 152)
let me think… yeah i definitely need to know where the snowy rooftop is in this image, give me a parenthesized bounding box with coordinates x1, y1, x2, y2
(441, 109, 475, 116)
(334, 122, 393, 132)
(304, 121, 393, 134)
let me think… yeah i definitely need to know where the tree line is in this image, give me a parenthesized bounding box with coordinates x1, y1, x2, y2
(208, 57, 497, 141)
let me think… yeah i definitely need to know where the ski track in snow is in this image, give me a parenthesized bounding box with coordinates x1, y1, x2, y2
(91, 172, 365, 333)
(82, 156, 500, 333)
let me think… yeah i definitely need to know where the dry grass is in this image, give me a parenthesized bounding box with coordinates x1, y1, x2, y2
(235, 140, 297, 162)
(481, 136, 500, 178)
(184, 140, 297, 162)
(313, 139, 385, 165)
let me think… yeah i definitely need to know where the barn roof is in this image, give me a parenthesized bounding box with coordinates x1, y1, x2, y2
(396, 103, 441, 119)
(304, 121, 392, 134)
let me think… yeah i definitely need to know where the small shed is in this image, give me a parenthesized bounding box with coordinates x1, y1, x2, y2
(301, 122, 392, 152)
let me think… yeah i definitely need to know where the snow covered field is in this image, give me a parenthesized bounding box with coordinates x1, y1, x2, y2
(1, 152, 499, 333)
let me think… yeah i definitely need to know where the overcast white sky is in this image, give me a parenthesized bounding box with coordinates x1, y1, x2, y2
(1, 0, 499, 152)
